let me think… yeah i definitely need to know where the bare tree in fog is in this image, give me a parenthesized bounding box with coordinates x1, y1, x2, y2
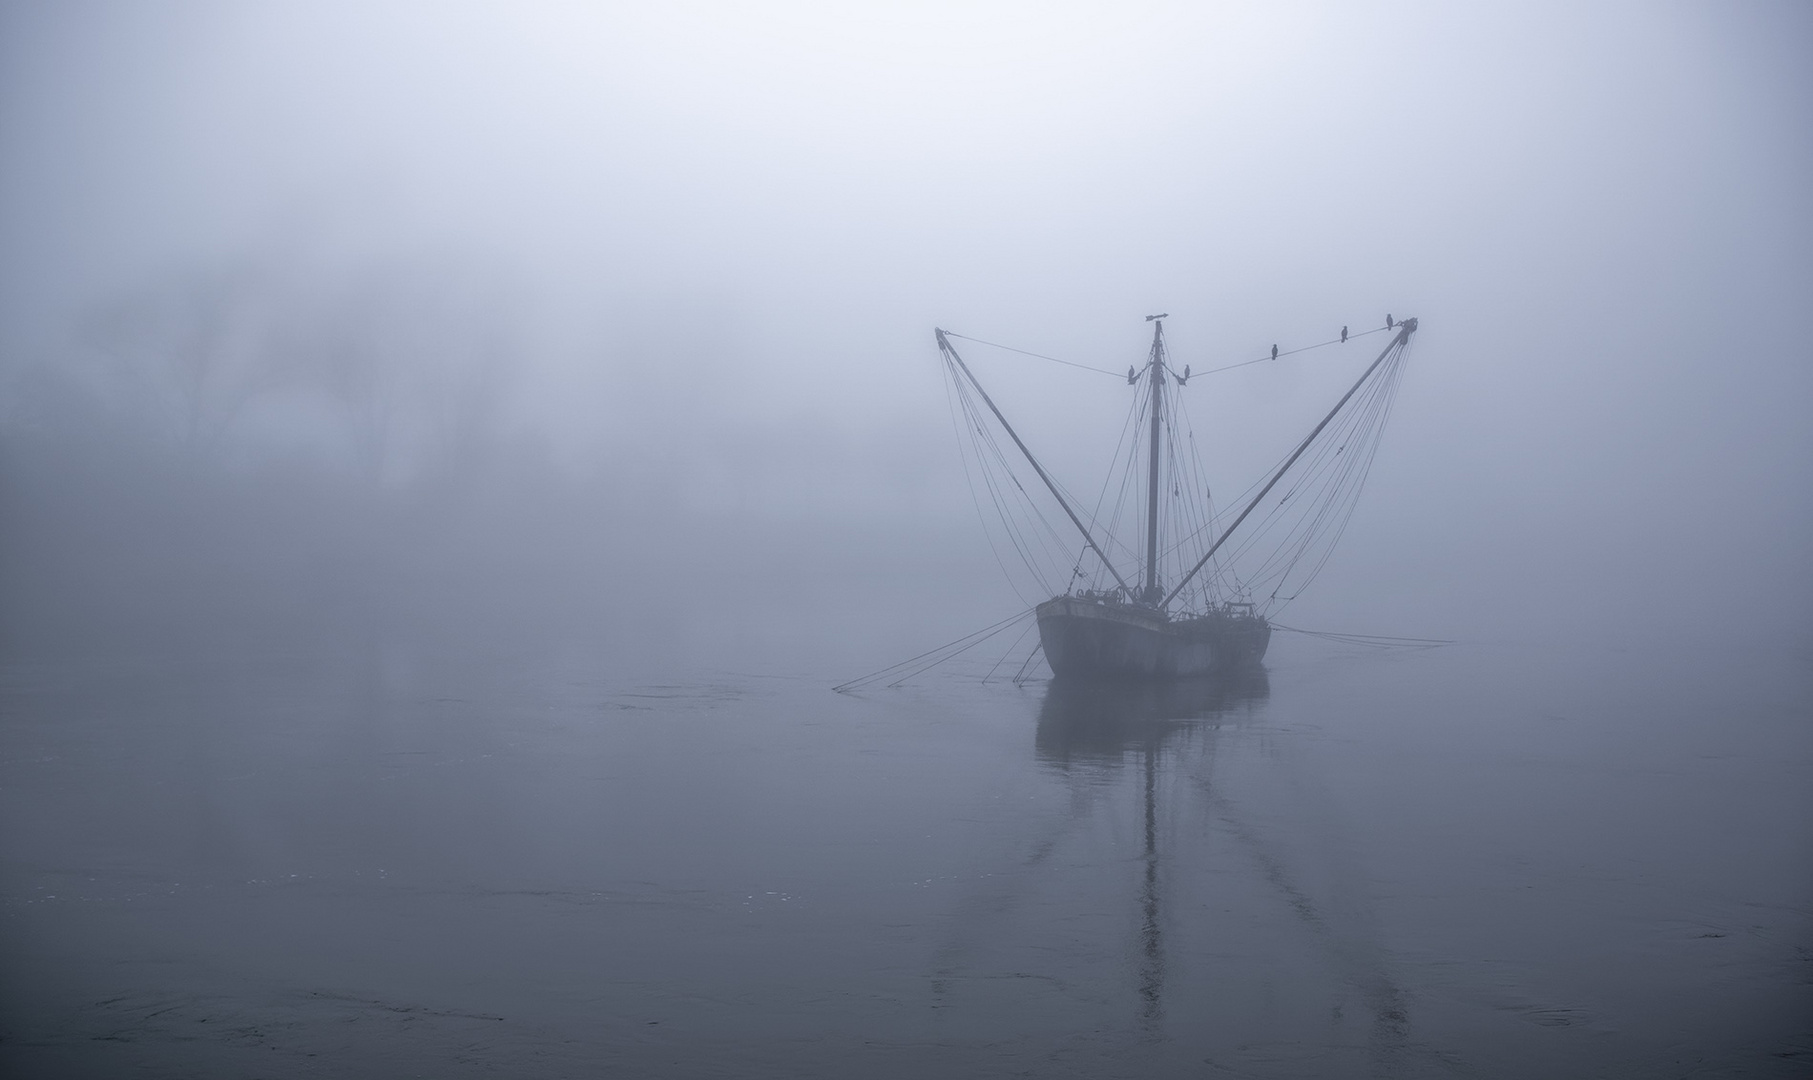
(76, 258, 280, 449)
(0, 240, 541, 651)
(291, 281, 403, 480)
(268, 255, 517, 485)
(394, 265, 514, 488)
(63, 245, 520, 485)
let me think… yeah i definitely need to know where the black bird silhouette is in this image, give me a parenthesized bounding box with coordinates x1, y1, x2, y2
(1386, 314, 1394, 329)
(1271, 343, 1278, 361)
(1341, 325, 1348, 343)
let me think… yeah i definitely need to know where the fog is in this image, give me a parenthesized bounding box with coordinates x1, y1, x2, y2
(2, 3, 1810, 1075)
(3, 1, 1808, 665)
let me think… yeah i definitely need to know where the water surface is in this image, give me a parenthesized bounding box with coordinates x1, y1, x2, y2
(2, 636, 1808, 1077)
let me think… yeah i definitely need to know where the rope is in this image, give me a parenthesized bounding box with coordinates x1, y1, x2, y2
(946, 323, 1394, 381)
(1269, 623, 1453, 648)
(983, 618, 1039, 684)
(942, 332, 1125, 378)
(1011, 642, 1046, 685)
(1228, 336, 1414, 615)
(1191, 324, 1394, 377)
(833, 608, 1037, 692)
(943, 355, 1039, 606)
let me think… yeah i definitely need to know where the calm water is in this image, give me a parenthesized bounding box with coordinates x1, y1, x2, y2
(2, 636, 1809, 1077)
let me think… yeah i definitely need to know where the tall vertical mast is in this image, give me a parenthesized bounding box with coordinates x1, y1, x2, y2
(1144, 317, 1166, 604)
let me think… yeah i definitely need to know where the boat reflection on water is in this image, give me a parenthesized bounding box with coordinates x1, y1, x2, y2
(1034, 668, 1270, 766)
(1031, 668, 1269, 1032)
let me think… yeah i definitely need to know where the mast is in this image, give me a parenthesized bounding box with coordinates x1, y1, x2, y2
(1144, 317, 1166, 605)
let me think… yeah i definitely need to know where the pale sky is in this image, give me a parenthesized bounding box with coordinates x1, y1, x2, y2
(2, 0, 1809, 642)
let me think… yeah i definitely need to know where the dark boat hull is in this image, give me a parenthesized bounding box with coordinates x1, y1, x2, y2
(1036, 596, 1270, 678)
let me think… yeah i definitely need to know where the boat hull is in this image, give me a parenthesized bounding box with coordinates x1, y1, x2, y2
(1036, 596, 1270, 679)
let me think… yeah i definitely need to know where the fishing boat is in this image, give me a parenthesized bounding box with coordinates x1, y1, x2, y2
(934, 313, 1419, 679)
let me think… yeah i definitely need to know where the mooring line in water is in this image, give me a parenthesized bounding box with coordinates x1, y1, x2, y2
(982, 618, 1040, 685)
(1010, 642, 1046, 686)
(833, 608, 1037, 693)
(880, 611, 1038, 689)
(1270, 623, 1455, 648)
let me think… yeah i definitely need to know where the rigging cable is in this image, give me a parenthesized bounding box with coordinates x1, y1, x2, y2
(1263, 344, 1411, 610)
(941, 332, 1126, 378)
(1081, 383, 1148, 580)
(1011, 642, 1046, 686)
(1212, 337, 1414, 614)
(944, 348, 1135, 595)
(1189, 324, 1395, 378)
(941, 352, 1041, 606)
(982, 617, 1040, 684)
(833, 608, 1037, 692)
(1164, 330, 1415, 611)
(1269, 623, 1453, 648)
(947, 356, 1071, 596)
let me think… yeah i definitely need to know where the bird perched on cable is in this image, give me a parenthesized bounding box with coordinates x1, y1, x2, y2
(1386, 314, 1394, 329)
(1127, 365, 1137, 384)
(1341, 325, 1348, 343)
(1271, 343, 1278, 361)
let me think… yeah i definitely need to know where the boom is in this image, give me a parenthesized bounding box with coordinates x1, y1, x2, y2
(1161, 318, 1417, 610)
(936, 328, 1135, 597)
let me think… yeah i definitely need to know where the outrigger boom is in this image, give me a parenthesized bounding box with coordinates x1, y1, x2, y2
(935, 328, 1135, 598)
(1161, 317, 1416, 609)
